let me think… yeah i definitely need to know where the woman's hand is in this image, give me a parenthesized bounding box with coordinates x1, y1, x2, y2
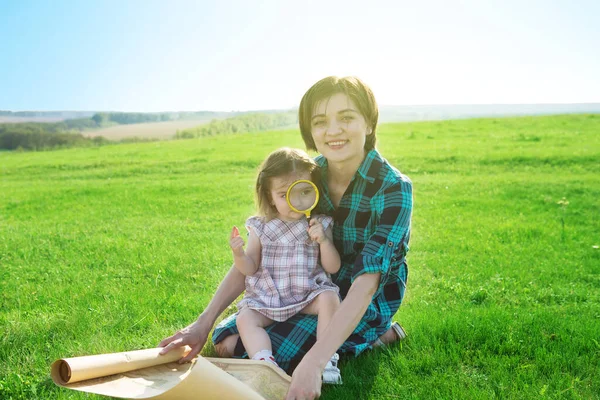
(308, 218, 327, 244)
(285, 355, 323, 400)
(158, 316, 212, 363)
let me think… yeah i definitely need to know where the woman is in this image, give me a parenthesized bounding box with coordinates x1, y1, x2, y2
(159, 76, 412, 399)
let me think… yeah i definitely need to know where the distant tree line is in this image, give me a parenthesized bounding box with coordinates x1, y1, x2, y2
(0, 111, 43, 117)
(0, 110, 226, 120)
(175, 111, 297, 138)
(89, 111, 230, 125)
(0, 112, 173, 151)
(0, 110, 94, 118)
(91, 112, 173, 125)
(0, 123, 108, 151)
(0, 111, 297, 151)
(175, 111, 230, 120)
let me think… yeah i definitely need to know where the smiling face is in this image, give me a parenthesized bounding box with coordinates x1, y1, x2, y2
(310, 92, 372, 166)
(268, 171, 312, 222)
(299, 76, 379, 154)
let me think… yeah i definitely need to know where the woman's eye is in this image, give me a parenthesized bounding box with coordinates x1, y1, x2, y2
(341, 115, 353, 122)
(312, 120, 326, 127)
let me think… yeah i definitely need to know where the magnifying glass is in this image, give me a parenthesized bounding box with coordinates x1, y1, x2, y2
(286, 179, 319, 220)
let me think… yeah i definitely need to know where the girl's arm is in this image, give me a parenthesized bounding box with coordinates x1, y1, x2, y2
(285, 272, 380, 399)
(231, 226, 261, 276)
(319, 225, 340, 274)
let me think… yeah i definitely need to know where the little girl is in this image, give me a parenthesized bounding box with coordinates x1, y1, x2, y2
(229, 147, 343, 384)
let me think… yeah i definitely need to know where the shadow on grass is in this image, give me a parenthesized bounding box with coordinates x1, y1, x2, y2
(321, 344, 396, 399)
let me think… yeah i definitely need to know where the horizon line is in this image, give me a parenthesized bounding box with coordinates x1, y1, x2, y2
(2, 102, 600, 114)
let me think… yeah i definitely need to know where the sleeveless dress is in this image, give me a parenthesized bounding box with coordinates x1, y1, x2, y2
(237, 215, 340, 322)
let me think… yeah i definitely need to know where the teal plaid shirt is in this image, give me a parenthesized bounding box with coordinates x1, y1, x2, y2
(316, 149, 412, 345)
(213, 149, 412, 371)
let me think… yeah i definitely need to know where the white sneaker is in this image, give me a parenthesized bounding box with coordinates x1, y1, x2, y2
(322, 353, 342, 384)
(251, 350, 279, 368)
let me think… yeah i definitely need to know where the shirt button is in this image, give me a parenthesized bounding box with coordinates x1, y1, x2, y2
(388, 241, 394, 247)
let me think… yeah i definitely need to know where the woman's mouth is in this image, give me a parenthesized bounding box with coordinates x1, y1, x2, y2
(327, 140, 347, 149)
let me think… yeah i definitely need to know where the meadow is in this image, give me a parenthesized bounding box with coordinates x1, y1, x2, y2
(1, 114, 599, 399)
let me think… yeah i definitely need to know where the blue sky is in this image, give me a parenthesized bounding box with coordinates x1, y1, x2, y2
(1, 0, 599, 111)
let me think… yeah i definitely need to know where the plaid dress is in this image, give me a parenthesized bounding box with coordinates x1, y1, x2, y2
(237, 216, 339, 322)
(213, 149, 412, 373)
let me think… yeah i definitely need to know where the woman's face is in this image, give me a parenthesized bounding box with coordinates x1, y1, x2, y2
(310, 92, 372, 165)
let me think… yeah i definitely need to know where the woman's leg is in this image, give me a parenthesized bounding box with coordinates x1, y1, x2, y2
(301, 290, 340, 340)
(212, 312, 319, 372)
(373, 322, 407, 347)
(214, 333, 239, 357)
(376, 327, 397, 345)
(236, 308, 274, 358)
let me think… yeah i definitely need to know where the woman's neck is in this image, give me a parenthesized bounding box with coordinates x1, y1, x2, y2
(327, 151, 366, 184)
(326, 151, 367, 205)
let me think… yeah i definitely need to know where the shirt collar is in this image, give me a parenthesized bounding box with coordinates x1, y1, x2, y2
(356, 149, 381, 183)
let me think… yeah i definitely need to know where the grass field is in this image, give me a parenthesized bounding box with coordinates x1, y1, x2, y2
(1, 114, 599, 399)
(85, 119, 211, 141)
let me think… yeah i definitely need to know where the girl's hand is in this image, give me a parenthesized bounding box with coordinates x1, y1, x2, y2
(229, 226, 245, 256)
(308, 218, 327, 244)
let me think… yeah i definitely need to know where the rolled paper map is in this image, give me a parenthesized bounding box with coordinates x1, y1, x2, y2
(51, 347, 291, 400)
(51, 347, 190, 385)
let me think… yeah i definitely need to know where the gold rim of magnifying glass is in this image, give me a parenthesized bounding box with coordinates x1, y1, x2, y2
(286, 179, 319, 218)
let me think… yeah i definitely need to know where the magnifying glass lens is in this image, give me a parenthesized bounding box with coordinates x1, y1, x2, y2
(288, 182, 317, 212)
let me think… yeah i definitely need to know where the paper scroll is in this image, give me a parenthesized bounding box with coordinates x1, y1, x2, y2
(51, 347, 291, 400)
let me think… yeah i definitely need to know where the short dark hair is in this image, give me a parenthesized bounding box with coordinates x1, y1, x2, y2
(298, 76, 378, 151)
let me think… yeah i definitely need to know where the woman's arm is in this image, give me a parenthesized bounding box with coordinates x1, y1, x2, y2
(158, 265, 246, 362)
(285, 272, 380, 399)
(199, 265, 247, 324)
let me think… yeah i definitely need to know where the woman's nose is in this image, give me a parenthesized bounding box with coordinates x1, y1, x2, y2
(326, 120, 342, 135)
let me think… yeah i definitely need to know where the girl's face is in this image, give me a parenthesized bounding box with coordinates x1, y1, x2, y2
(310, 92, 372, 166)
(269, 171, 311, 222)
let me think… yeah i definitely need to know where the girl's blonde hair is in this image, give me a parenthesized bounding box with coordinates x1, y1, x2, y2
(256, 147, 320, 220)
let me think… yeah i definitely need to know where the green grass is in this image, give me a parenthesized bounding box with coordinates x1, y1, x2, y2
(1, 114, 599, 399)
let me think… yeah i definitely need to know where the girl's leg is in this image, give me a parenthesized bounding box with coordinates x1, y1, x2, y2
(300, 290, 340, 340)
(236, 308, 274, 358)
